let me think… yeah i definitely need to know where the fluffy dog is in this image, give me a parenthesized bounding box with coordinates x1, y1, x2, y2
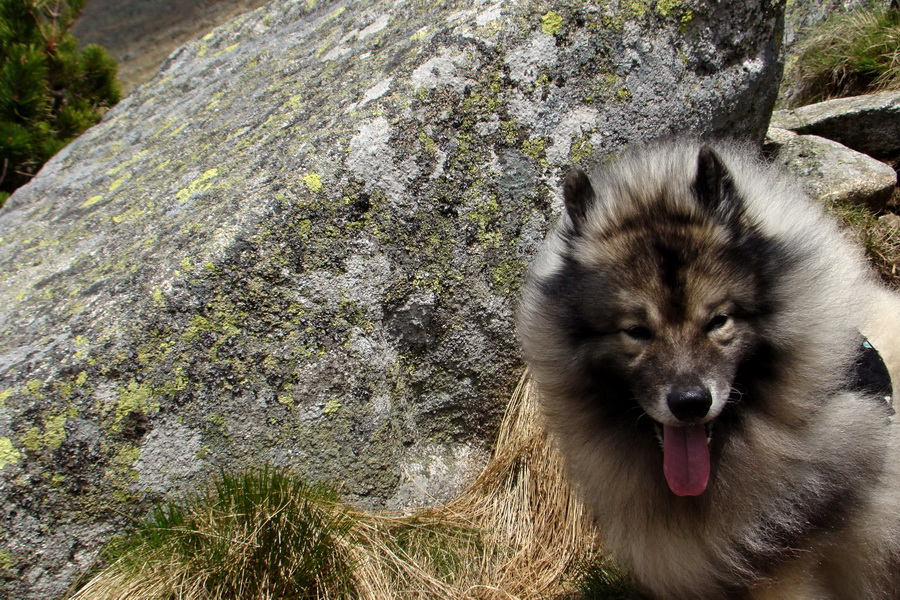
(517, 139, 900, 599)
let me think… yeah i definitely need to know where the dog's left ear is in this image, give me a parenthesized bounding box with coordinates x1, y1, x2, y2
(693, 146, 742, 226)
(563, 168, 595, 235)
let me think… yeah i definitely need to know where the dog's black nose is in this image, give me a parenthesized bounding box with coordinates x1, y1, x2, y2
(667, 387, 712, 421)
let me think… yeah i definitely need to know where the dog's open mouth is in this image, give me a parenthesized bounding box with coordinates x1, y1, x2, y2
(654, 422, 712, 497)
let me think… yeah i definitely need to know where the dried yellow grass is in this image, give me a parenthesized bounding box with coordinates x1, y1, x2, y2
(69, 372, 600, 600)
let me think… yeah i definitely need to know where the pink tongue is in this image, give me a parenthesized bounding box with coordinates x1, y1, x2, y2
(663, 424, 710, 496)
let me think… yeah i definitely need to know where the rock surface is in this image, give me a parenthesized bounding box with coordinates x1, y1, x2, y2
(0, 0, 784, 597)
(767, 128, 897, 210)
(771, 91, 900, 158)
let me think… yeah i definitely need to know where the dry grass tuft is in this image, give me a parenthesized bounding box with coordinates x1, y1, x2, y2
(68, 374, 605, 600)
(828, 200, 900, 288)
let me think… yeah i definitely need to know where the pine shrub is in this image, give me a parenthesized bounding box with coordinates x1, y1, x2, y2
(0, 0, 120, 206)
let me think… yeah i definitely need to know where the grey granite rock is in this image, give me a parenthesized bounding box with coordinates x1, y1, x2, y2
(0, 0, 784, 597)
(768, 130, 897, 209)
(771, 91, 900, 158)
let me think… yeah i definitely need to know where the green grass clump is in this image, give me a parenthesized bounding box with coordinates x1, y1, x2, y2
(785, 4, 900, 106)
(81, 467, 356, 600)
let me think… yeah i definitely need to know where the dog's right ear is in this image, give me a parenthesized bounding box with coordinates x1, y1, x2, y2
(563, 168, 595, 235)
(693, 146, 742, 227)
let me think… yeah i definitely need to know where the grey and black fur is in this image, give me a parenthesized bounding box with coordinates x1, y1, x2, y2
(518, 139, 900, 599)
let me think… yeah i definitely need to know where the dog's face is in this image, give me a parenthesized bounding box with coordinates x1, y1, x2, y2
(570, 218, 761, 430)
(524, 147, 776, 495)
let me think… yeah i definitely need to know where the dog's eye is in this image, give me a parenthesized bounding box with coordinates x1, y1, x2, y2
(623, 325, 653, 341)
(706, 314, 730, 331)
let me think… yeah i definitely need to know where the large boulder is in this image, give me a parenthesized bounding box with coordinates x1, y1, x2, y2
(767, 128, 897, 210)
(0, 0, 784, 597)
(771, 91, 900, 158)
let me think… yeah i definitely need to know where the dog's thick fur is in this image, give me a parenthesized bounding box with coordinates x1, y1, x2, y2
(517, 139, 900, 599)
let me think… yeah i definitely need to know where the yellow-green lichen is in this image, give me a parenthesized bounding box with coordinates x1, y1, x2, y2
(81, 195, 104, 208)
(214, 42, 240, 57)
(570, 135, 594, 163)
(498, 121, 519, 145)
(113, 444, 140, 467)
(167, 123, 188, 137)
(152, 287, 165, 307)
(657, 0, 694, 25)
(207, 414, 227, 428)
(112, 206, 148, 224)
(25, 379, 44, 398)
(0, 438, 20, 469)
(113, 380, 160, 429)
(629, 0, 647, 18)
(467, 195, 505, 249)
(303, 172, 324, 193)
(541, 11, 563, 35)
(176, 168, 220, 202)
(522, 137, 549, 160)
(0, 389, 11, 407)
(0, 549, 14, 570)
(324, 399, 342, 416)
(492, 257, 526, 295)
(105, 444, 141, 499)
(418, 131, 437, 155)
(22, 407, 77, 452)
(410, 26, 430, 41)
(108, 174, 131, 192)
